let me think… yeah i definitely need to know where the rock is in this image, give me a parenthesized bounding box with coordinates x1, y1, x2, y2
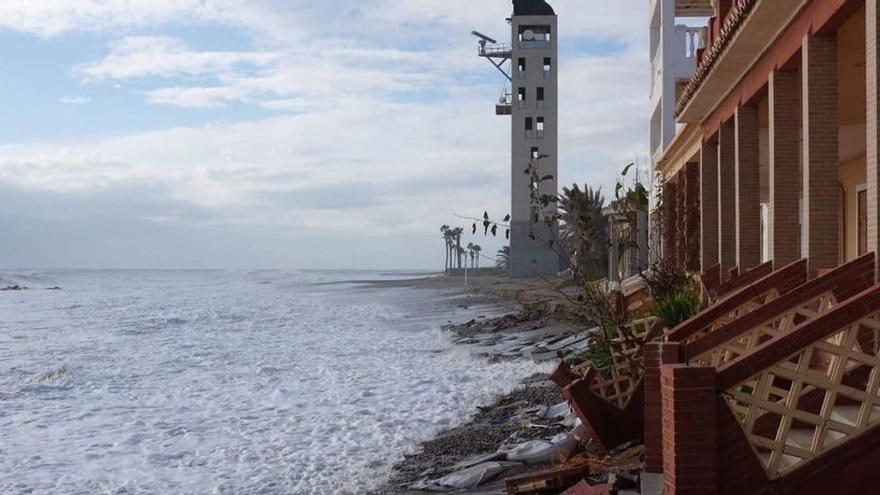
(0, 285, 27, 291)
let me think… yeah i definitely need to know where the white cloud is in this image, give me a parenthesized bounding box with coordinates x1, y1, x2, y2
(59, 95, 91, 105)
(75, 36, 283, 82)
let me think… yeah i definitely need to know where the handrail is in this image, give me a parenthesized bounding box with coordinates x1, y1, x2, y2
(686, 253, 877, 365)
(716, 261, 774, 299)
(717, 283, 880, 390)
(668, 258, 808, 344)
(715, 283, 880, 479)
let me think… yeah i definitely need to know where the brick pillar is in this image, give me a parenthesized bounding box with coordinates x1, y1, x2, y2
(644, 342, 682, 474)
(769, 69, 802, 267)
(802, 34, 839, 275)
(701, 140, 719, 272)
(735, 104, 761, 270)
(665, 180, 680, 267)
(718, 121, 737, 279)
(685, 162, 701, 271)
(677, 170, 688, 269)
(868, 0, 880, 277)
(661, 365, 718, 495)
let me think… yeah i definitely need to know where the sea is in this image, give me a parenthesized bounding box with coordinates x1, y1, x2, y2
(0, 270, 546, 495)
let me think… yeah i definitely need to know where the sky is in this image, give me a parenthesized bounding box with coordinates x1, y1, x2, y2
(0, 0, 650, 270)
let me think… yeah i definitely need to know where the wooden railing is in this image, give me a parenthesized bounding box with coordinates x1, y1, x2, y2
(686, 254, 877, 367)
(669, 259, 808, 345)
(717, 261, 774, 299)
(716, 284, 880, 480)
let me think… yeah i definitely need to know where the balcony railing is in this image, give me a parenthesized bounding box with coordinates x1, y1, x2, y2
(478, 43, 512, 58)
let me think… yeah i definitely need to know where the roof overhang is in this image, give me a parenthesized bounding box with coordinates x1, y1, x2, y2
(655, 124, 703, 180)
(676, 0, 808, 124)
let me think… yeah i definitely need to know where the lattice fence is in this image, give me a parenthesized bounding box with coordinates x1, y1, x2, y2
(723, 312, 880, 479)
(588, 317, 659, 409)
(692, 291, 838, 367)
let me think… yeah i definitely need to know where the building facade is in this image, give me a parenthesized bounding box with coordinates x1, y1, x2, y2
(655, 0, 879, 281)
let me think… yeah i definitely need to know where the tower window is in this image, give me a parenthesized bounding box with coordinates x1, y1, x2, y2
(543, 58, 552, 71)
(517, 87, 526, 101)
(537, 117, 545, 131)
(525, 117, 533, 131)
(531, 147, 540, 159)
(537, 87, 545, 101)
(518, 58, 526, 72)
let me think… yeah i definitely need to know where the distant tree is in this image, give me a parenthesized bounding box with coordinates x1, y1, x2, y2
(473, 244, 482, 268)
(440, 225, 451, 272)
(496, 246, 510, 270)
(466, 242, 475, 268)
(451, 227, 464, 269)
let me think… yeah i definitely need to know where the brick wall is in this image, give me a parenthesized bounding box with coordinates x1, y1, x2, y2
(661, 365, 718, 495)
(644, 342, 683, 474)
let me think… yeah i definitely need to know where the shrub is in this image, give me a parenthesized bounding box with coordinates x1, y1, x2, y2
(649, 289, 701, 329)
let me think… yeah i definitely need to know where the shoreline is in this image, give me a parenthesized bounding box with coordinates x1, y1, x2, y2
(356, 274, 595, 495)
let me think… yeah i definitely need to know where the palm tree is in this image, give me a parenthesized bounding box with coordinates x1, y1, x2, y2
(496, 246, 511, 270)
(473, 244, 482, 268)
(451, 227, 464, 269)
(440, 225, 451, 272)
(558, 184, 608, 280)
(467, 243, 478, 268)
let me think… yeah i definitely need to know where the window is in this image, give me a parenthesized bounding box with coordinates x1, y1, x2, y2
(525, 117, 533, 131)
(517, 87, 526, 101)
(536, 117, 545, 131)
(531, 147, 540, 159)
(518, 25, 551, 47)
(544, 58, 552, 72)
(518, 58, 526, 72)
(537, 87, 545, 101)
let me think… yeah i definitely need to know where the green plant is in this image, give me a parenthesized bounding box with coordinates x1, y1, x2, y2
(649, 289, 701, 329)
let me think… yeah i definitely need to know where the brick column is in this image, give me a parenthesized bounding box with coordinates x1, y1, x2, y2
(677, 170, 688, 269)
(644, 342, 682, 474)
(735, 104, 761, 270)
(701, 140, 719, 272)
(661, 365, 718, 495)
(802, 34, 839, 275)
(665, 180, 680, 267)
(718, 121, 737, 279)
(769, 69, 802, 267)
(685, 162, 701, 271)
(868, 0, 880, 276)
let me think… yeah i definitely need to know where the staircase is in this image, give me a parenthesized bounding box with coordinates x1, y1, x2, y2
(656, 252, 880, 494)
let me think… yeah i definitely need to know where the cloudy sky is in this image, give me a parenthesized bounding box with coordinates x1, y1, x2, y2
(0, 1, 649, 270)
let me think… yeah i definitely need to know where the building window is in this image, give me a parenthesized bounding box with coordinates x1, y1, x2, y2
(518, 58, 526, 72)
(525, 117, 533, 131)
(537, 87, 545, 109)
(536, 117, 545, 138)
(531, 147, 540, 159)
(518, 25, 551, 49)
(543, 58, 552, 79)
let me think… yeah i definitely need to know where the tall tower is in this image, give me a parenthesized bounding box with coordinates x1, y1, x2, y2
(475, 0, 559, 278)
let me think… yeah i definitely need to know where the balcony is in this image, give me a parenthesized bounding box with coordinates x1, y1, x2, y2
(495, 92, 512, 116)
(478, 43, 512, 59)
